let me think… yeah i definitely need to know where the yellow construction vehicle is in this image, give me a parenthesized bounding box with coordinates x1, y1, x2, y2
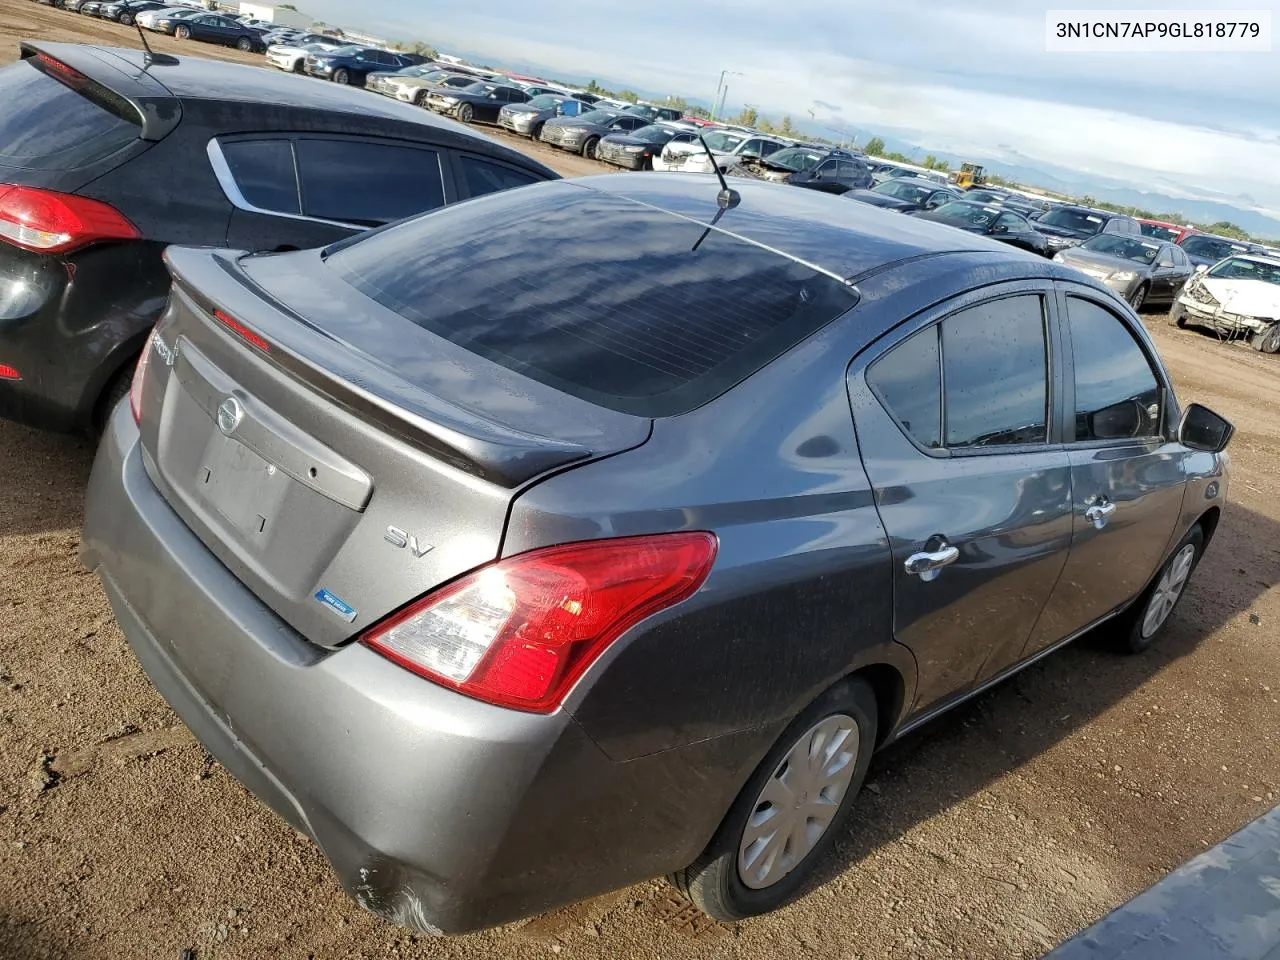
(953, 162, 986, 189)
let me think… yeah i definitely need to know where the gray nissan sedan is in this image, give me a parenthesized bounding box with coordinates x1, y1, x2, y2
(81, 174, 1233, 935)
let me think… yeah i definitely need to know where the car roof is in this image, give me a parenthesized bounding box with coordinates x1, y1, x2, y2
(579, 173, 1021, 281)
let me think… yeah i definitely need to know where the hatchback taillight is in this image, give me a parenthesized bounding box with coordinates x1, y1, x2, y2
(0, 184, 140, 254)
(129, 328, 158, 423)
(362, 532, 718, 713)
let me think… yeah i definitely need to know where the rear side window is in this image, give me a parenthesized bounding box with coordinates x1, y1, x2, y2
(1066, 297, 1162, 442)
(325, 182, 858, 417)
(459, 156, 542, 199)
(0, 58, 141, 171)
(219, 139, 300, 215)
(295, 139, 445, 226)
(867, 328, 942, 449)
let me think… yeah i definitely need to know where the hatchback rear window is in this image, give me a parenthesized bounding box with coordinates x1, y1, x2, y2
(325, 182, 858, 417)
(0, 58, 141, 171)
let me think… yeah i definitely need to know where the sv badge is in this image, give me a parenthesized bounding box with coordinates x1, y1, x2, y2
(384, 526, 434, 559)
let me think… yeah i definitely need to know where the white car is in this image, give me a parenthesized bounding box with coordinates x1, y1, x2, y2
(1171, 253, 1280, 353)
(136, 6, 198, 29)
(266, 38, 346, 72)
(652, 129, 785, 174)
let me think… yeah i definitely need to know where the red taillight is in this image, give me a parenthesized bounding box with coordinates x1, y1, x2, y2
(0, 363, 20, 381)
(129, 328, 157, 423)
(213, 309, 271, 354)
(362, 532, 718, 713)
(0, 184, 140, 254)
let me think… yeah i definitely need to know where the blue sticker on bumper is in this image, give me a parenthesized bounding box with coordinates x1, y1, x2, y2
(315, 589, 357, 623)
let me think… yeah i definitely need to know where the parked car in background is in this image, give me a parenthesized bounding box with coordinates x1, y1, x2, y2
(155, 11, 266, 51)
(78, 0, 105, 14)
(366, 63, 440, 98)
(305, 46, 416, 86)
(1177, 232, 1265, 270)
(82, 170, 1231, 940)
(870, 162, 950, 186)
(1138, 219, 1195, 244)
(842, 176, 959, 213)
(101, 0, 167, 23)
(596, 123, 696, 170)
(266, 38, 347, 73)
(1054, 235, 1193, 310)
(911, 200, 1050, 255)
(731, 146, 873, 194)
(388, 69, 479, 105)
(623, 104, 684, 123)
(425, 81, 531, 125)
(658, 130, 786, 174)
(137, 5, 199, 28)
(0, 41, 556, 435)
(1171, 254, 1280, 352)
(539, 108, 652, 158)
(1032, 205, 1142, 254)
(498, 94, 593, 139)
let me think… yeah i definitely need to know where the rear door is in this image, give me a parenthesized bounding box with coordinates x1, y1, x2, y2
(848, 284, 1074, 714)
(1023, 287, 1188, 653)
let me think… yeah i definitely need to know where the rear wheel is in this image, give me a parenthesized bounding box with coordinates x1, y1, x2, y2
(582, 136, 600, 159)
(292, 59, 305, 73)
(671, 677, 877, 922)
(1116, 525, 1205, 654)
(237, 37, 252, 52)
(414, 90, 429, 106)
(1251, 324, 1280, 354)
(174, 24, 190, 39)
(333, 68, 349, 85)
(456, 103, 474, 123)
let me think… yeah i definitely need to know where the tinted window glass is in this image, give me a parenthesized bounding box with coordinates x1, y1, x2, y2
(995, 213, 1026, 231)
(867, 327, 941, 449)
(460, 156, 542, 199)
(1067, 298, 1162, 442)
(0, 59, 140, 171)
(220, 139, 300, 215)
(942, 296, 1048, 447)
(296, 139, 444, 225)
(326, 182, 859, 417)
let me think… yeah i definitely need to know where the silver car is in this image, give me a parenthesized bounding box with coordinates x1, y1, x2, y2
(497, 93, 593, 139)
(83, 174, 1233, 937)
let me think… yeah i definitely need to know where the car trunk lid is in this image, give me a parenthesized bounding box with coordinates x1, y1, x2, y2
(134, 247, 652, 648)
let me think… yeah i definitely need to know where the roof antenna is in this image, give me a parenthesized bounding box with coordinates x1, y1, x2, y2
(697, 133, 740, 210)
(135, 22, 178, 67)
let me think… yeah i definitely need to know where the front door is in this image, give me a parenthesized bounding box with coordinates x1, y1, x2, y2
(848, 285, 1075, 714)
(1023, 289, 1188, 653)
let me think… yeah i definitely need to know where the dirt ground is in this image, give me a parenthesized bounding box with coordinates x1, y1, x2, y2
(3, 3, 1280, 958)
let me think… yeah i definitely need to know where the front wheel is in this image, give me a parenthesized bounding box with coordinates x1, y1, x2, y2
(456, 103, 474, 123)
(1117, 525, 1205, 654)
(1169, 302, 1186, 327)
(333, 68, 349, 85)
(1128, 283, 1147, 312)
(582, 136, 600, 159)
(118, 12, 132, 24)
(237, 37, 252, 51)
(671, 677, 877, 922)
(1251, 324, 1280, 354)
(174, 24, 190, 39)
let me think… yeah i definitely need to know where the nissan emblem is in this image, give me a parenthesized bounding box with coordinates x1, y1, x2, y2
(216, 396, 243, 436)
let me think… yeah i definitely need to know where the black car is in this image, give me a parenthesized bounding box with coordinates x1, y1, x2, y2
(101, 0, 167, 23)
(0, 42, 558, 435)
(911, 200, 1050, 256)
(1032, 204, 1142, 254)
(156, 11, 266, 51)
(305, 46, 417, 86)
(425, 81, 531, 125)
(1177, 233, 1265, 270)
(596, 124, 693, 170)
(734, 146, 873, 194)
(842, 176, 959, 213)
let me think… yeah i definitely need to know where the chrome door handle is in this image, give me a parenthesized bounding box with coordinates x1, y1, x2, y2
(1085, 501, 1117, 529)
(905, 543, 960, 582)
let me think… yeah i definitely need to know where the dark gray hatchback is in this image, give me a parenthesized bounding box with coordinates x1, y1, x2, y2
(81, 174, 1233, 935)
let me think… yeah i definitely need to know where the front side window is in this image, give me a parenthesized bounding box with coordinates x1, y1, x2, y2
(942, 296, 1048, 448)
(1066, 297, 1162, 442)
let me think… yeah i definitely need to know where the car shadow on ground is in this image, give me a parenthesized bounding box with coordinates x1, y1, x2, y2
(0, 906, 87, 960)
(0, 421, 96, 539)
(806, 498, 1279, 895)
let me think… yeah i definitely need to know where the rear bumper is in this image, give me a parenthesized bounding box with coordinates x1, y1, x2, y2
(80, 404, 733, 933)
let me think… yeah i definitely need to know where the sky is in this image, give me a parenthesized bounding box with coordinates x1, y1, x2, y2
(299, 0, 1280, 227)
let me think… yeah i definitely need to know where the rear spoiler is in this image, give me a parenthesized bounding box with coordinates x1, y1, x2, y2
(19, 41, 181, 142)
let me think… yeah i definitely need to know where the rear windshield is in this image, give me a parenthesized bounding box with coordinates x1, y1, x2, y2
(325, 182, 858, 417)
(0, 57, 141, 171)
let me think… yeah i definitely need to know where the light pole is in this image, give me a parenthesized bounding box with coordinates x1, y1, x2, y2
(710, 69, 742, 121)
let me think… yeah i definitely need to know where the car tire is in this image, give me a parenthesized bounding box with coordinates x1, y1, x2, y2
(671, 676, 878, 923)
(1169, 302, 1186, 327)
(332, 68, 349, 85)
(293, 60, 305, 73)
(414, 90, 428, 106)
(531, 122, 544, 140)
(1250, 324, 1280, 354)
(1128, 283, 1148, 312)
(174, 24, 190, 39)
(456, 103, 474, 123)
(1116, 524, 1205, 655)
(118, 12, 131, 23)
(237, 37, 252, 52)
(582, 136, 600, 159)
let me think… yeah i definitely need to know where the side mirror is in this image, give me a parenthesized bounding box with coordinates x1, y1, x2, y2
(1179, 402, 1233, 452)
(1090, 398, 1145, 439)
(1194, 263, 1208, 273)
(990, 224, 1008, 234)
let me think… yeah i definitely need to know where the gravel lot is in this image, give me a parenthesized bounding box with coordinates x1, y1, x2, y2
(3, 4, 1280, 958)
